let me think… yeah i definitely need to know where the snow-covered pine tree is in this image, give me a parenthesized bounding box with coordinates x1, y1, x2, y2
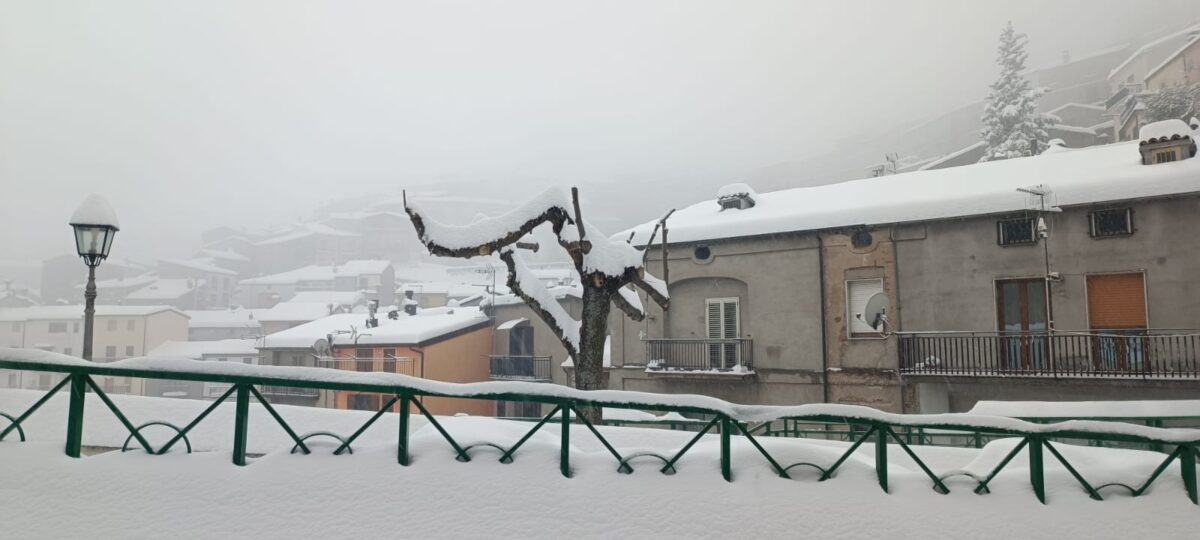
(979, 22, 1057, 162)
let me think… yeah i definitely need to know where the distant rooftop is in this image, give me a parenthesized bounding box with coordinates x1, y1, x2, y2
(0, 305, 186, 322)
(261, 306, 490, 349)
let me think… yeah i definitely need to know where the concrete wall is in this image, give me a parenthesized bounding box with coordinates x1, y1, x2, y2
(608, 233, 826, 407)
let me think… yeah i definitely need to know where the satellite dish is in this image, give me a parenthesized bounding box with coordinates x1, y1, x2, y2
(313, 338, 332, 358)
(858, 292, 891, 333)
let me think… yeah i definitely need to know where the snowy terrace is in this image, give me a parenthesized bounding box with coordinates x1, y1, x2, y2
(2, 354, 1200, 537)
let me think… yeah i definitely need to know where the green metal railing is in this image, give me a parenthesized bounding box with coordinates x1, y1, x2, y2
(0, 349, 1197, 506)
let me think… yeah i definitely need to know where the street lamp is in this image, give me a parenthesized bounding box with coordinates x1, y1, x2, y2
(69, 195, 119, 361)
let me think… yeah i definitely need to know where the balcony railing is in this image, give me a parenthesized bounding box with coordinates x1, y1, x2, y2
(898, 330, 1200, 379)
(317, 357, 416, 377)
(644, 338, 753, 373)
(489, 355, 552, 382)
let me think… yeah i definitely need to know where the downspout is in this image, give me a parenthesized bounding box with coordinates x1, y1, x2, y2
(817, 234, 829, 404)
(891, 229, 905, 413)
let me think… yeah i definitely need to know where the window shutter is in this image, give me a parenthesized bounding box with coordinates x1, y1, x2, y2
(722, 301, 739, 338)
(847, 279, 884, 336)
(707, 301, 722, 339)
(1087, 273, 1147, 329)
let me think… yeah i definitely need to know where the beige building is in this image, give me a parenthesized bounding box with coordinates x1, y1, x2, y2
(0, 305, 189, 395)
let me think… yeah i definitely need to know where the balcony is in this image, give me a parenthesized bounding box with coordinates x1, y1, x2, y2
(644, 338, 754, 374)
(489, 355, 552, 382)
(317, 357, 416, 377)
(898, 330, 1200, 379)
(258, 385, 321, 399)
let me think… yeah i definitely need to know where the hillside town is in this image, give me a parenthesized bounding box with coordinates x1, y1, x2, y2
(2, 5, 1200, 539)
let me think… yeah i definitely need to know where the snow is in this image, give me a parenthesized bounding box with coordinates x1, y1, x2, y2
(254, 223, 359, 246)
(124, 278, 205, 301)
(1, 391, 1198, 538)
(239, 264, 335, 285)
(620, 139, 1200, 246)
(0, 305, 184, 322)
(148, 339, 261, 360)
(159, 257, 238, 276)
(1139, 119, 1193, 143)
(969, 400, 1200, 420)
(1145, 35, 1199, 82)
(288, 290, 367, 306)
(496, 317, 528, 330)
(254, 301, 341, 323)
(716, 182, 757, 203)
(4, 348, 1198, 444)
(182, 309, 261, 329)
(484, 284, 582, 307)
(505, 249, 581, 350)
(68, 194, 119, 228)
(198, 248, 249, 262)
(333, 260, 392, 277)
(259, 307, 490, 349)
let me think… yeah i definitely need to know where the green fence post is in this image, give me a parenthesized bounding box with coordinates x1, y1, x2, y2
(875, 423, 889, 493)
(232, 384, 249, 466)
(398, 394, 411, 466)
(1181, 445, 1198, 505)
(560, 404, 570, 478)
(720, 416, 732, 482)
(1029, 436, 1046, 504)
(1147, 420, 1165, 453)
(64, 373, 86, 458)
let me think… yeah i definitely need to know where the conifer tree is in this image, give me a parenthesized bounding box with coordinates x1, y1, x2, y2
(979, 22, 1056, 161)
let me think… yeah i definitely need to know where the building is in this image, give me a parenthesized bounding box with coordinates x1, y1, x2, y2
(595, 120, 1200, 413)
(236, 261, 395, 308)
(184, 308, 263, 341)
(256, 301, 347, 336)
(0, 304, 189, 395)
(144, 339, 260, 399)
(40, 254, 149, 305)
(487, 286, 583, 417)
(251, 224, 361, 275)
(157, 258, 238, 309)
(122, 278, 208, 310)
(258, 306, 493, 414)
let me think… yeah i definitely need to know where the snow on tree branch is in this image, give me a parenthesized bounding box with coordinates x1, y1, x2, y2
(499, 248, 581, 355)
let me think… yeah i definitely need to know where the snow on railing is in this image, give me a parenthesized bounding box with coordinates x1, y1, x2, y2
(0, 347, 1197, 505)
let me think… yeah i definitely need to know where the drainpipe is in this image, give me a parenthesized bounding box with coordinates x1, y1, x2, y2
(817, 234, 830, 404)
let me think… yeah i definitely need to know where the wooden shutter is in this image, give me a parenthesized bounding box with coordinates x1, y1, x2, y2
(847, 279, 884, 336)
(707, 300, 723, 339)
(706, 299, 739, 339)
(1087, 273, 1147, 330)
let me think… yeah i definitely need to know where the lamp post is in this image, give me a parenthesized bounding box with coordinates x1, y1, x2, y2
(69, 195, 119, 361)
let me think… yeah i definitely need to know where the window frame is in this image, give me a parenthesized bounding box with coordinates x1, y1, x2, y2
(997, 217, 1037, 246)
(845, 278, 886, 339)
(1089, 208, 1133, 238)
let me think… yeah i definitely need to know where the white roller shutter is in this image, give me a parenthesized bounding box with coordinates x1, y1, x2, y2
(847, 279, 884, 337)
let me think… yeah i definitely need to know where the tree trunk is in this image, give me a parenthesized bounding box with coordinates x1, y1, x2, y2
(574, 284, 612, 423)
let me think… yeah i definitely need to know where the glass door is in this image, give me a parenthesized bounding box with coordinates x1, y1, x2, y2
(996, 279, 1048, 370)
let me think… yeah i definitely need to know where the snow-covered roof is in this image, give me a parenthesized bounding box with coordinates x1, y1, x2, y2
(485, 284, 583, 308)
(254, 223, 359, 246)
(69, 194, 120, 228)
(400, 281, 492, 298)
(288, 290, 367, 306)
(1108, 24, 1200, 79)
(85, 272, 158, 290)
(240, 265, 334, 286)
(148, 338, 260, 360)
(183, 309, 262, 329)
(1144, 35, 1199, 82)
(0, 305, 185, 322)
(124, 278, 204, 301)
(198, 248, 250, 263)
(1139, 119, 1194, 144)
(495, 317, 528, 330)
(333, 260, 391, 277)
(255, 302, 341, 323)
(917, 141, 987, 171)
(160, 258, 238, 276)
(261, 307, 490, 349)
(621, 137, 1200, 246)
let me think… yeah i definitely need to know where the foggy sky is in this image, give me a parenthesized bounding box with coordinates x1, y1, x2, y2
(2, 0, 1198, 265)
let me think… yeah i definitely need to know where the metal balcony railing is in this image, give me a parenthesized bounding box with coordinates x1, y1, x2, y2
(317, 357, 416, 377)
(644, 338, 753, 372)
(898, 330, 1200, 379)
(257, 385, 320, 399)
(0, 348, 1197, 506)
(489, 355, 552, 382)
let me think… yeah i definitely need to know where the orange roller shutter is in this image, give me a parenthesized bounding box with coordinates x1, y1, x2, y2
(1086, 273, 1147, 329)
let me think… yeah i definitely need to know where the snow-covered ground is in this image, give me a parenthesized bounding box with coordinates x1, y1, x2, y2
(1, 390, 1199, 538)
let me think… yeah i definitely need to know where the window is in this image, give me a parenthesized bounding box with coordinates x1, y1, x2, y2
(105, 345, 117, 360)
(1089, 208, 1132, 237)
(851, 230, 873, 248)
(1153, 150, 1177, 163)
(107, 319, 117, 331)
(127, 320, 136, 331)
(692, 245, 713, 263)
(125, 346, 135, 357)
(48, 322, 67, 333)
(349, 394, 380, 411)
(705, 298, 740, 368)
(997, 218, 1036, 245)
(356, 348, 374, 371)
(847, 279, 885, 337)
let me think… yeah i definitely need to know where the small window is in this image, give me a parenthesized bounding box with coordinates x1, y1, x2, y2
(997, 218, 1036, 246)
(1089, 208, 1132, 237)
(692, 245, 713, 263)
(846, 279, 885, 338)
(105, 345, 117, 359)
(1153, 150, 1177, 163)
(125, 346, 135, 357)
(851, 230, 873, 248)
(48, 322, 67, 333)
(356, 348, 374, 371)
(107, 319, 117, 331)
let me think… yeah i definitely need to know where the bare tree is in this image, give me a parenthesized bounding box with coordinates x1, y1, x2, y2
(404, 187, 670, 421)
